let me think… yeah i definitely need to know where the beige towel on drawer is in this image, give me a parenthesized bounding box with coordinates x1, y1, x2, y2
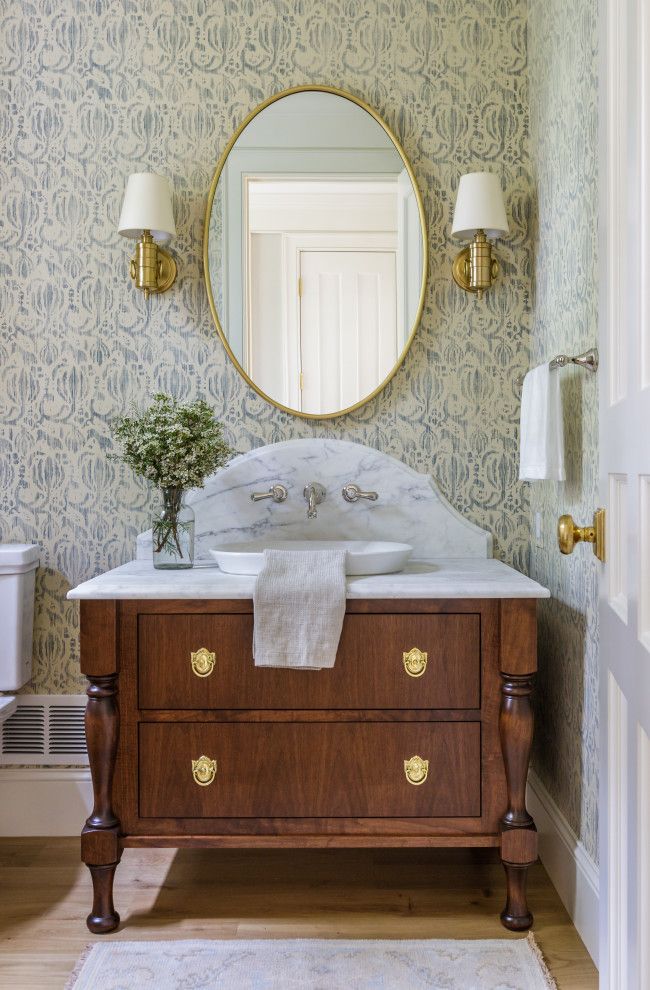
(253, 549, 346, 669)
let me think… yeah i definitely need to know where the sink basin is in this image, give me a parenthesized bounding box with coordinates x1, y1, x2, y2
(209, 540, 413, 576)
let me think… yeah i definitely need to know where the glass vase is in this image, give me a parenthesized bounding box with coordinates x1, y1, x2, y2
(152, 487, 195, 569)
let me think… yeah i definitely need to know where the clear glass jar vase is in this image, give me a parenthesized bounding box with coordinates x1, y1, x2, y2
(152, 487, 195, 569)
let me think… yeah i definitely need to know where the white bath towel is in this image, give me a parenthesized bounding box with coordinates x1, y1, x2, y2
(519, 364, 566, 481)
(253, 549, 346, 669)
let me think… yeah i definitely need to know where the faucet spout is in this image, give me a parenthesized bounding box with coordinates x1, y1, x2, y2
(303, 482, 326, 519)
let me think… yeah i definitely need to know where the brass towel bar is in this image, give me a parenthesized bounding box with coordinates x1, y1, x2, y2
(515, 347, 599, 389)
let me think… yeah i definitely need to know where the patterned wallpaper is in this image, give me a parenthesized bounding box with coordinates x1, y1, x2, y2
(0, 0, 533, 698)
(527, 0, 600, 862)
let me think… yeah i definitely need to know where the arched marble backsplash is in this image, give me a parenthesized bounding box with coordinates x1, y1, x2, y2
(0, 2, 532, 698)
(136, 439, 492, 560)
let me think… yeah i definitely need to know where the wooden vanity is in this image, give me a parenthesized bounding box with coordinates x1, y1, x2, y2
(79, 592, 539, 934)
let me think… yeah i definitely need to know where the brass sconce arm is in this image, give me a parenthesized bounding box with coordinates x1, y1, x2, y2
(129, 230, 177, 300)
(452, 230, 499, 298)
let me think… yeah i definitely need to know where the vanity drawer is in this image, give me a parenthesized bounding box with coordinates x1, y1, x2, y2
(138, 721, 481, 819)
(138, 612, 480, 710)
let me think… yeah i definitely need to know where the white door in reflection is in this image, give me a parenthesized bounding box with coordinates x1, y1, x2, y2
(246, 178, 402, 414)
(298, 249, 397, 415)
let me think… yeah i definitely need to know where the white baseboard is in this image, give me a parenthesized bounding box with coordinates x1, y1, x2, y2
(527, 768, 600, 967)
(0, 768, 92, 836)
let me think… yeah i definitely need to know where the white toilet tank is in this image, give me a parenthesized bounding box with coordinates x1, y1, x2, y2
(0, 544, 40, 691)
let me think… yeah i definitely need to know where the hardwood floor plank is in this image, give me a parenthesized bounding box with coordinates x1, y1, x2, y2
(0, 839, 597, 990)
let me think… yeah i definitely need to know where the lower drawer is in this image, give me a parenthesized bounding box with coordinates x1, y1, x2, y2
(138, 721, 481, 819)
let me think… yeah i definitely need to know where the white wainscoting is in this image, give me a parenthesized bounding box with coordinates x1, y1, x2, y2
(527, 769, 600, 966)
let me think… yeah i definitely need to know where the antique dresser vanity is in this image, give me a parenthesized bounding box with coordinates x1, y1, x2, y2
(69, 439, 549, 934)
(75, 86, 548, 935)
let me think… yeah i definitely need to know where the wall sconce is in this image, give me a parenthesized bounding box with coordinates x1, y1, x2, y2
(451, 171, 509, 298)
(118, 172, 177, 299)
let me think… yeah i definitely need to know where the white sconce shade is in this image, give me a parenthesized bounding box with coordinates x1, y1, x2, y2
(118, 172, 176, 243)
(451, 171, 509, 240)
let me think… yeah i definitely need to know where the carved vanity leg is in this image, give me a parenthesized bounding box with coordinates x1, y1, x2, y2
(82, 673, 122, 933)
(499, 672, 538, 930)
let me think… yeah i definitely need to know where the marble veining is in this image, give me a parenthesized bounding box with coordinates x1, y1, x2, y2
(67, 557, 550, 601)
(136, 439, 492, 562)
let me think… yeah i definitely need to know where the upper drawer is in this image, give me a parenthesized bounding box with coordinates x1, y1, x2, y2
(138, 612, 480, 710)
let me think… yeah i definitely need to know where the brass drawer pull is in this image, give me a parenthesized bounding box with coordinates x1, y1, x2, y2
(191, 648, 215, 677)
(404, 755, 429, 785)
(403, 647, 427, 677)
(192, 755, 217, 786)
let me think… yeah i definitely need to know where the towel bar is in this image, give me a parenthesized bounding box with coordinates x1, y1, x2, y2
(515, 347, 599, 389)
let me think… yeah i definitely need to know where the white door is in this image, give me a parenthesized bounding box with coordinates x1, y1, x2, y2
(600, 1, 650, 986)
(299, 250, 397, 415)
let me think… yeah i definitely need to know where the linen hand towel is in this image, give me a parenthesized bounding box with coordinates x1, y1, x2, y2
(519, 364, 566, 481)
(253, 549, 346, 669)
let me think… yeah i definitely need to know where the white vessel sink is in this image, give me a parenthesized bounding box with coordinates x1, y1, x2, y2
(209, 540, 413, 576)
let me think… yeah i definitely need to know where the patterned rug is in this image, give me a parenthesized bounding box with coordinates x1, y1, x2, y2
(67, 935, 557, 989)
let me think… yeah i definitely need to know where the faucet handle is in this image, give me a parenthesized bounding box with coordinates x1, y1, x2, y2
(342, 483, 379, 503)
(250, 484, 288, 503)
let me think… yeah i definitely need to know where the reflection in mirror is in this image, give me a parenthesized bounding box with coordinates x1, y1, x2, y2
(206, 89, 426, 418)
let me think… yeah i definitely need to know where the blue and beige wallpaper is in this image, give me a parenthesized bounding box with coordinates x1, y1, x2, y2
(0, 1, 598, 859)
(0, 0, 533, 689)
(528, 0, 599, 863)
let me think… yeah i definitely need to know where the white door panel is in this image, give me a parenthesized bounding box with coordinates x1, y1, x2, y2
(601, 1, 650, 986)
(299, 250, 397, 415)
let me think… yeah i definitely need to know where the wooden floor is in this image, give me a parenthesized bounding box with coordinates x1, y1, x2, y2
(0, 839, 597, 989)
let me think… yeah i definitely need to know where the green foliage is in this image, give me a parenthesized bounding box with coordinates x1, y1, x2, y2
(111, 393, 235, 491)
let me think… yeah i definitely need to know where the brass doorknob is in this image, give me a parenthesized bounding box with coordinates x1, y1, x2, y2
(557, 509, 605, 562)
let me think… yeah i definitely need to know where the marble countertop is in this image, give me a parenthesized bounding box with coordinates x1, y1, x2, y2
(67, 558, 550, 600)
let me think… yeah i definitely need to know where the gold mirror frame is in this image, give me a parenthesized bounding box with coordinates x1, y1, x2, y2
(203, 84, 428, 420)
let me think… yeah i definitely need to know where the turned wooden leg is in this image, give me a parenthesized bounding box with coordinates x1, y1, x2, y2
(87, 862, 120, 934)
(499, 673, 537, 931)
(82, 672, 122, 934)
(501, 863, 533, 930)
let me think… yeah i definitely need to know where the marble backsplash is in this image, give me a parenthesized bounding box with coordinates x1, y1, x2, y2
(136, 439, 492, 561)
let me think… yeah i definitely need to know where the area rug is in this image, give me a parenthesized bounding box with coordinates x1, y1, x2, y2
(66, 935, 557, 989)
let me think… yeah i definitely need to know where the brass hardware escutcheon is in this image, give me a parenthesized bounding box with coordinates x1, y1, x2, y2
(191, 648, 216, 677)
(404, 755, 429, 785)
(557, 508, 606, 562)
(192, 755, 217, 786)
(402, 647, 428, 677)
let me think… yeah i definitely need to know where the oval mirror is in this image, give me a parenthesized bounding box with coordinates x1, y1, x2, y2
(204, 86, 427, 419)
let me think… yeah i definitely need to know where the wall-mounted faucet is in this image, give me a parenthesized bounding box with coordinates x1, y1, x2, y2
(250, 484, 287, 503)
(342, 483, 378, 503)
(303, 482, 326, 519)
